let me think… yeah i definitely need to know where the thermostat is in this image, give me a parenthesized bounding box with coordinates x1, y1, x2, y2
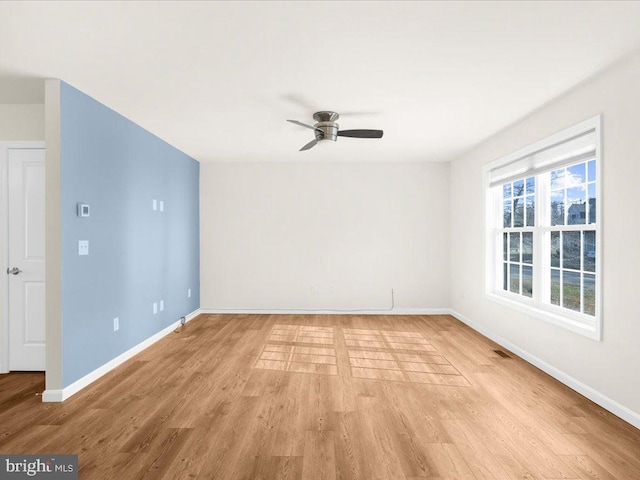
(77, 203, 90, 217)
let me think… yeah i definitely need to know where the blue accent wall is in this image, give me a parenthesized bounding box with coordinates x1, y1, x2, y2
(60, 82, 199, 387)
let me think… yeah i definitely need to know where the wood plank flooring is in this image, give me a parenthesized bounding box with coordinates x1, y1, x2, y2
(1, 314, 639, 479)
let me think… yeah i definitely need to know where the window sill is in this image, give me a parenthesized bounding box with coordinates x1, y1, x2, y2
(485, 291, 601, 341)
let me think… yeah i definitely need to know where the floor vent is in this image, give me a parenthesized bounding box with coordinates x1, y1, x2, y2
(494, 349, 511, 358)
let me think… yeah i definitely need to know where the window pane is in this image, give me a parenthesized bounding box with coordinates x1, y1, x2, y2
(550, 231, 560, 268)
(526, 176, 535, 194)
(551, 190, 565, 226)
(526, 195, 535, 226)
(588, 183, 596, 224)
(503, 263, 508, 291)
(522, 265, 533, 297)
(522, 232, 533, 264)
(583, 231, 596, 272)
(510, 264, 520, 294)
(503, 233, 508, 261)
(563, 231, 581, 270)
(510, 232, 520, 262)
(503, 183, 512, 199)
(567, 163, 586, 184)
(513, 179, 524, 197)
(503, 201, 512, 228)
(567, 186, 586, 225)
(513, 198, 524, 227)
(550, 269, 561, 306)
(551, 169, 564, 190)
(583, 273, 596, 316)
(563, 271, 581, 312)
(588, 160, 596, 182)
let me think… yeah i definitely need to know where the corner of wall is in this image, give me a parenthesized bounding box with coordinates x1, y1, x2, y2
(44, 79, 63, 392)
(443, 161, 453, 309)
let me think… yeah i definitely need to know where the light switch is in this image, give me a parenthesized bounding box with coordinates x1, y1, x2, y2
(153, 302, 158, 314)
(159, 201, 164, 212)
(152, 199, 157, 211)
(159, 300, 164, 311)
(188, 288, 191, 298)
(113, 317, 119, 332)
(78, 240, 89, 256)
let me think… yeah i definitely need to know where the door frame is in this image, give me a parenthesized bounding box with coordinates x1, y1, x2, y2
(0, 141, 46, 373)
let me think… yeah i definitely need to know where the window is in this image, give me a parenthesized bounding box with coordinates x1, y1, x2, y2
(501, 177, 535, 298)
(484, 116, 601, 339)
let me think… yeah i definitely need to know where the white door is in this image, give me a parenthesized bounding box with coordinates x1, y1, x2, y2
(8, 147, 46, 371)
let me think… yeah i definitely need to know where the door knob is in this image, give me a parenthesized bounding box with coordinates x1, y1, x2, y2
(6, 267, 22, 275)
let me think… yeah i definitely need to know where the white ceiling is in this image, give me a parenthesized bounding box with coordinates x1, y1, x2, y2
(2, 1, 640, 163)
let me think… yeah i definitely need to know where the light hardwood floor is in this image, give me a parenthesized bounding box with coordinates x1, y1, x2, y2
(1, 314, 639, 479)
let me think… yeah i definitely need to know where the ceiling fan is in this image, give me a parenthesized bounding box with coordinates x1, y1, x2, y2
(287, 111, 383, 151)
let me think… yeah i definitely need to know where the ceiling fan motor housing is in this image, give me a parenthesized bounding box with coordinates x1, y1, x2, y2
(314, 122, 339, 142)
(314, 111, 339, 142)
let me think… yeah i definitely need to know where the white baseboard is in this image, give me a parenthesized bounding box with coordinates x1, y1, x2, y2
(42, 308, 201, 403)
(200, 308, 451, 315)
(184, 308, 201, 322)
(448, 309, 640, 430)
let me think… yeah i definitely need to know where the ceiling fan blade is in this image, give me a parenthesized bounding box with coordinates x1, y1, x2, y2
(282, 94, 319, 112)
(287, 119, 322, 132)
(337, 129, 384, 139)
(299, 138, 318, 151)
(338, 111, 381, 117)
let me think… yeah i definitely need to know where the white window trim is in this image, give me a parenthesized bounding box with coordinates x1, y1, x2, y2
(483, 115, 602, 341)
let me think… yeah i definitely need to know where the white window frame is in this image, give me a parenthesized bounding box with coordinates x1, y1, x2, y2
(483, 115, 602, 341)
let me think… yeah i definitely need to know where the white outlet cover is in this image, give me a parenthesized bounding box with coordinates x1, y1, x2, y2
(160, 300, 164, 311)
(188, 288, 191, 298)
(152, 199, 157, 211)
(159, 200, 164, 212)
(78, 240, 89, 256)
(153, 302, 158, 314)
(113, 317, 119, 331)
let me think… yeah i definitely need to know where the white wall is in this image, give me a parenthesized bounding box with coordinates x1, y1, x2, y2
(0, 104, 44, 140)
(201, 161, 450, 311)
(450, 52, 640, 418)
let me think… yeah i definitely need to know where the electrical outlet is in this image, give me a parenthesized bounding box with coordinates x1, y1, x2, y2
(153, 302, 158, 314)
(188, 288, 191, 298)
(152, 199, 157, 211)
(113, 317, 119, 332)
(78, 240, 89, 256)
(159, 200, 164, 212)
(160, 300, 164, 311)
